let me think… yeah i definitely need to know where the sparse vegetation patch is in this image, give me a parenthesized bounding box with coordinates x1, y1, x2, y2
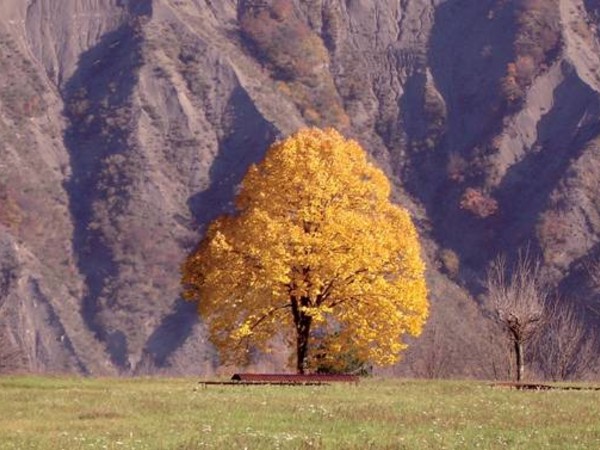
(501, 0, 561, 106)
(239, 0, 348, 127)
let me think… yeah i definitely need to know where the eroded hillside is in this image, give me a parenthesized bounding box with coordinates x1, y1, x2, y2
(1, 0, 600, 377)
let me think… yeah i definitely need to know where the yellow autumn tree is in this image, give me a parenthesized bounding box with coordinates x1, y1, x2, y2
(182, 128, 428, 373)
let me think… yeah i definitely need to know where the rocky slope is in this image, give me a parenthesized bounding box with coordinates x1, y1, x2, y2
(1, 0, 600, 377)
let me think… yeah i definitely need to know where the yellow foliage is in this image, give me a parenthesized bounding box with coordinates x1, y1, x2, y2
(182, 128, 428, 372)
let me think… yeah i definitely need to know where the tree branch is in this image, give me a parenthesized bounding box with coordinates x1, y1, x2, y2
(250, 303, 292, 332)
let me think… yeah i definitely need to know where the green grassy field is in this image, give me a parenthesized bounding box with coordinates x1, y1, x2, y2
(0, 376, 599, 449)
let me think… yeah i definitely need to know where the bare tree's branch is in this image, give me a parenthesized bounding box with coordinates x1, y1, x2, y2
(0, 328, 24, 374)
(535, 299, 598, 381)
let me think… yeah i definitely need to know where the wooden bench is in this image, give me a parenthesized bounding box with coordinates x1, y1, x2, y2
(199, 373, 360, 386)
(492, 382, 600, 391)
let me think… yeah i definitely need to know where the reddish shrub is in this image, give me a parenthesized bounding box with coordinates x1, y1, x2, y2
(460, 188, 499, 218)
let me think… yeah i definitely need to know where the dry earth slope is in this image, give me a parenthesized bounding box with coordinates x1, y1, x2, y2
(1, 0, 600, 377)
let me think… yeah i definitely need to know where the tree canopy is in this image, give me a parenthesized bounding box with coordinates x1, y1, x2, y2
(182, 128, 428, 373)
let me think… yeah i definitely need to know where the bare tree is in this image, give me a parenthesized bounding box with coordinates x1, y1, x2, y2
(0, 329, 24, 374)
(487, 251, 548, 382)
(480, 325, 516, 381)
(535, 299, 598, 381)
(415, 324, 453, 379)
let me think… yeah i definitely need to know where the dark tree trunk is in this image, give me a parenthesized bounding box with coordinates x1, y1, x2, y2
(515, 339, 524, 382)
(510, 327, 525, 382)
(291, 296, 312, 374)
(296, 316, 311, 374)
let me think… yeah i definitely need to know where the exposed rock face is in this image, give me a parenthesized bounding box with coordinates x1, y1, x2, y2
(1, 0, 599, 376)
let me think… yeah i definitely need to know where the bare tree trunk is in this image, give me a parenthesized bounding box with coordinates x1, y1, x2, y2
(514, 338, 524, 382)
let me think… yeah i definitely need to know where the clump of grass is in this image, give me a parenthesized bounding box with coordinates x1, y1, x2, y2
(0, 376, 599, 449)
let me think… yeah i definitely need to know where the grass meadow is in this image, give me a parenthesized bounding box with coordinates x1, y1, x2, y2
(0, 376, 599, 449)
